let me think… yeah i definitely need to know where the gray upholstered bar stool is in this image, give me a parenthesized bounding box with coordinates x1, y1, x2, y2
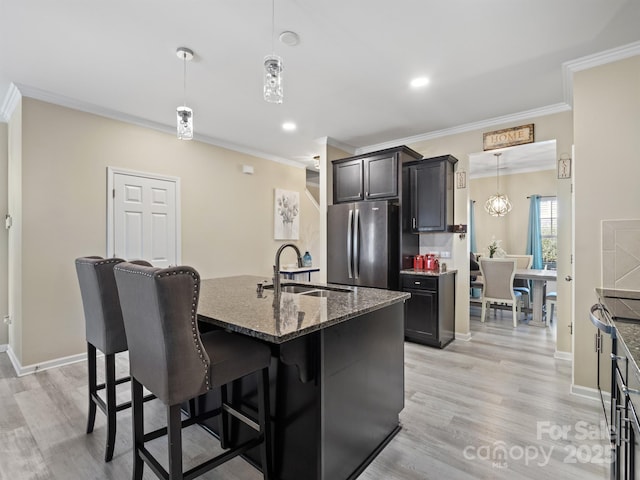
(114, 262, 273, 480)
(75, 256, 152, 462)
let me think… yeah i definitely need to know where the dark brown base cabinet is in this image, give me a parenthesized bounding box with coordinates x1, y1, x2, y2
(402, 272, 456, 348)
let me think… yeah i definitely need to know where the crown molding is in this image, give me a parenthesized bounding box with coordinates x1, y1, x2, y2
(562, 40, 640, 107)
(319, 136, 357, 155)
(9, 83, 304, 169)
(355, 103, 571, 155)
(356, 41, 640, 155)
(0, 83, 22, 122)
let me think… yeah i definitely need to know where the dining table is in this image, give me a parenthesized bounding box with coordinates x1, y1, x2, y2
(470, 268, 557, 327)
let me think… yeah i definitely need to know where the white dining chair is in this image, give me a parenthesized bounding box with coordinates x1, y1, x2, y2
(505, 254, 533, 312)
(479, 258, 522, 328)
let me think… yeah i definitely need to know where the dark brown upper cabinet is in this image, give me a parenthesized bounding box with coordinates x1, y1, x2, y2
(332, 146, 422, 204)
(404, 155, 458, 233)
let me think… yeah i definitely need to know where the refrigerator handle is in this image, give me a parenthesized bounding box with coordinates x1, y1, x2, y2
(347, 208, 353, 279)
(354, 208, 360, 279)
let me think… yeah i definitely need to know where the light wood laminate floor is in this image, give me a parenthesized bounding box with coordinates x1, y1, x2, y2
(0, 312, 609, 480)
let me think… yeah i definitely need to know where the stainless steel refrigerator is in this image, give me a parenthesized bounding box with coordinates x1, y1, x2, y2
(327, 201, 399, 289)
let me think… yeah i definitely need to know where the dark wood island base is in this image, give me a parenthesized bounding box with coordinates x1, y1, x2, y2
(195, 277, 407, 480)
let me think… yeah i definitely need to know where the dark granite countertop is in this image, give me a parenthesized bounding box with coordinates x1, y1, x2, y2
(400, 269, 458, 277)
(197, 275, 410, 344)
(596, 288, 640, 380)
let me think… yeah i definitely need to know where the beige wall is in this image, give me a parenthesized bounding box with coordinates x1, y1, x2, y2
(406, 111, 573, 346)
(573, 55, 640, 390)
(8, 98, 23, 361)
(0, 123, 7, 345)
(470, 169, 558, 256)
(11, 98, 317, 367)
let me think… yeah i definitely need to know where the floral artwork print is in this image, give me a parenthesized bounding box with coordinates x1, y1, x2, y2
(274, 189, 300, 240)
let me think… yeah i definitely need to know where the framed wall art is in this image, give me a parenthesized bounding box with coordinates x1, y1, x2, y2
(274, 189, 300, 240)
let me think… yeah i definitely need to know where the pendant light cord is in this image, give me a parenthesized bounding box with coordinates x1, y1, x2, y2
(271, 0, 275, 53)
(183, 53, 187, 108)
(495, 153, 501, 192)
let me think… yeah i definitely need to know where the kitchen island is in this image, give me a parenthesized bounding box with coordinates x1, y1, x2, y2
(196, 275, 410, 480)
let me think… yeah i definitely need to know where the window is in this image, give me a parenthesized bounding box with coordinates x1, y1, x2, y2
(539, 197, 557, 270)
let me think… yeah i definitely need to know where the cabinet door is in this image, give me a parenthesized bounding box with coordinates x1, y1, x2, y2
(333, 159, 363, 203)
(404, 288, 438, 339)
(410, 161, 445, 232)
(364, 154, 397, 200)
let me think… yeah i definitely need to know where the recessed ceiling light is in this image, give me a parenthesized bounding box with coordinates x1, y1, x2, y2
(282, 122, 297, 131)
(410, 77, 430, 88)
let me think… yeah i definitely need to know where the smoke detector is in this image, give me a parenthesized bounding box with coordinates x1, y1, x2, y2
(279, 31, 300, 46)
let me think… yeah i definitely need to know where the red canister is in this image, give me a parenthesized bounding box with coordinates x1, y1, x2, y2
(413, 255, 424, 270)
(424, 254, 440, 271)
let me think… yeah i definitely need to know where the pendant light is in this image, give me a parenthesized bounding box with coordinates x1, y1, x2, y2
(264, 0, 283, 103)
(176, 47, 194, 140)
(484, 152, 512, 217)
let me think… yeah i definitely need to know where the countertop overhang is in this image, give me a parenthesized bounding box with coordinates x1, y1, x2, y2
(596, 288, 640, 379)
(197, 275, 410, 344)
(400, 268, 458, 277)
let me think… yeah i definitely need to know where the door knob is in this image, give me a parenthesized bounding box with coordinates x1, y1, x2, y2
(565, 275, 573, 282)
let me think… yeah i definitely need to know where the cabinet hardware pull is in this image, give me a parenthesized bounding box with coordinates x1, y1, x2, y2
(414, 281, 421, 285)
(620, 416, 631, 445)
(412, 218, 416, 229)
(611, 354, 627, 362)
(622, 385, 640, 396)
(615, 405, 623, 447)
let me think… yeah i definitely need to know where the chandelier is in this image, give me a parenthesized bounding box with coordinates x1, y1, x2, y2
(484, 152, 512, 217)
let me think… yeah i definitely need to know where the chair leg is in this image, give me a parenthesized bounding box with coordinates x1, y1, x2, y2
(550, 303, 555, 323)
(167, 404, 183, 480)
(219, 384, 229, 449)
(257, 367, 272, 480)
(131, 378, 144, 480)
(481, 301, 487, 322)
(104, 353, 117, 462)
(512, 303, 518, 328)
(86, 343, 97, 434)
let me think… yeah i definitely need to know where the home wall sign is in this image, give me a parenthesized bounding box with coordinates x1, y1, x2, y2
(483, 124, 534, 151)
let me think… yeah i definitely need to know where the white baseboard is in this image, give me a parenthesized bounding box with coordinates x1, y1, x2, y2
(455, 332, 472, 342)
(0, 344, 7, 353)
(570, 383, 602, 401)
(554, 350, 572, 361)
(5, 345, 87, 377)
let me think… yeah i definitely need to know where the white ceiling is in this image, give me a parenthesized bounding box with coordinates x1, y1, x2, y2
(1, 1, 640, 169)
(468, 140, 557, 179)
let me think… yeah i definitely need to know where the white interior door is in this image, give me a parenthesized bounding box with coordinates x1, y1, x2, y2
(107, 168, 180, 267)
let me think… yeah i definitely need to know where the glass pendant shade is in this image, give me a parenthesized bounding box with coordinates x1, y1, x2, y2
(484, 152, 511, 216)
(176, 47, 194, 140)
(264, 55, 283, 103)
(484, 193, 512, 217)
(176, 106, 193, 140)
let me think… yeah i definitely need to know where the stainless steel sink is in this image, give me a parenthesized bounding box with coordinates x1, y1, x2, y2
(300, 290, 332, 297)
(264, 283, 351, 296)
(281, 285, 317, 294)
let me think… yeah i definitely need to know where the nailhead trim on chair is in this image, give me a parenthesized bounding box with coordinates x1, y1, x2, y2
(156, 269, 210, 391)
(114, 266, 211, 390)
(76, 258, 122, 266)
